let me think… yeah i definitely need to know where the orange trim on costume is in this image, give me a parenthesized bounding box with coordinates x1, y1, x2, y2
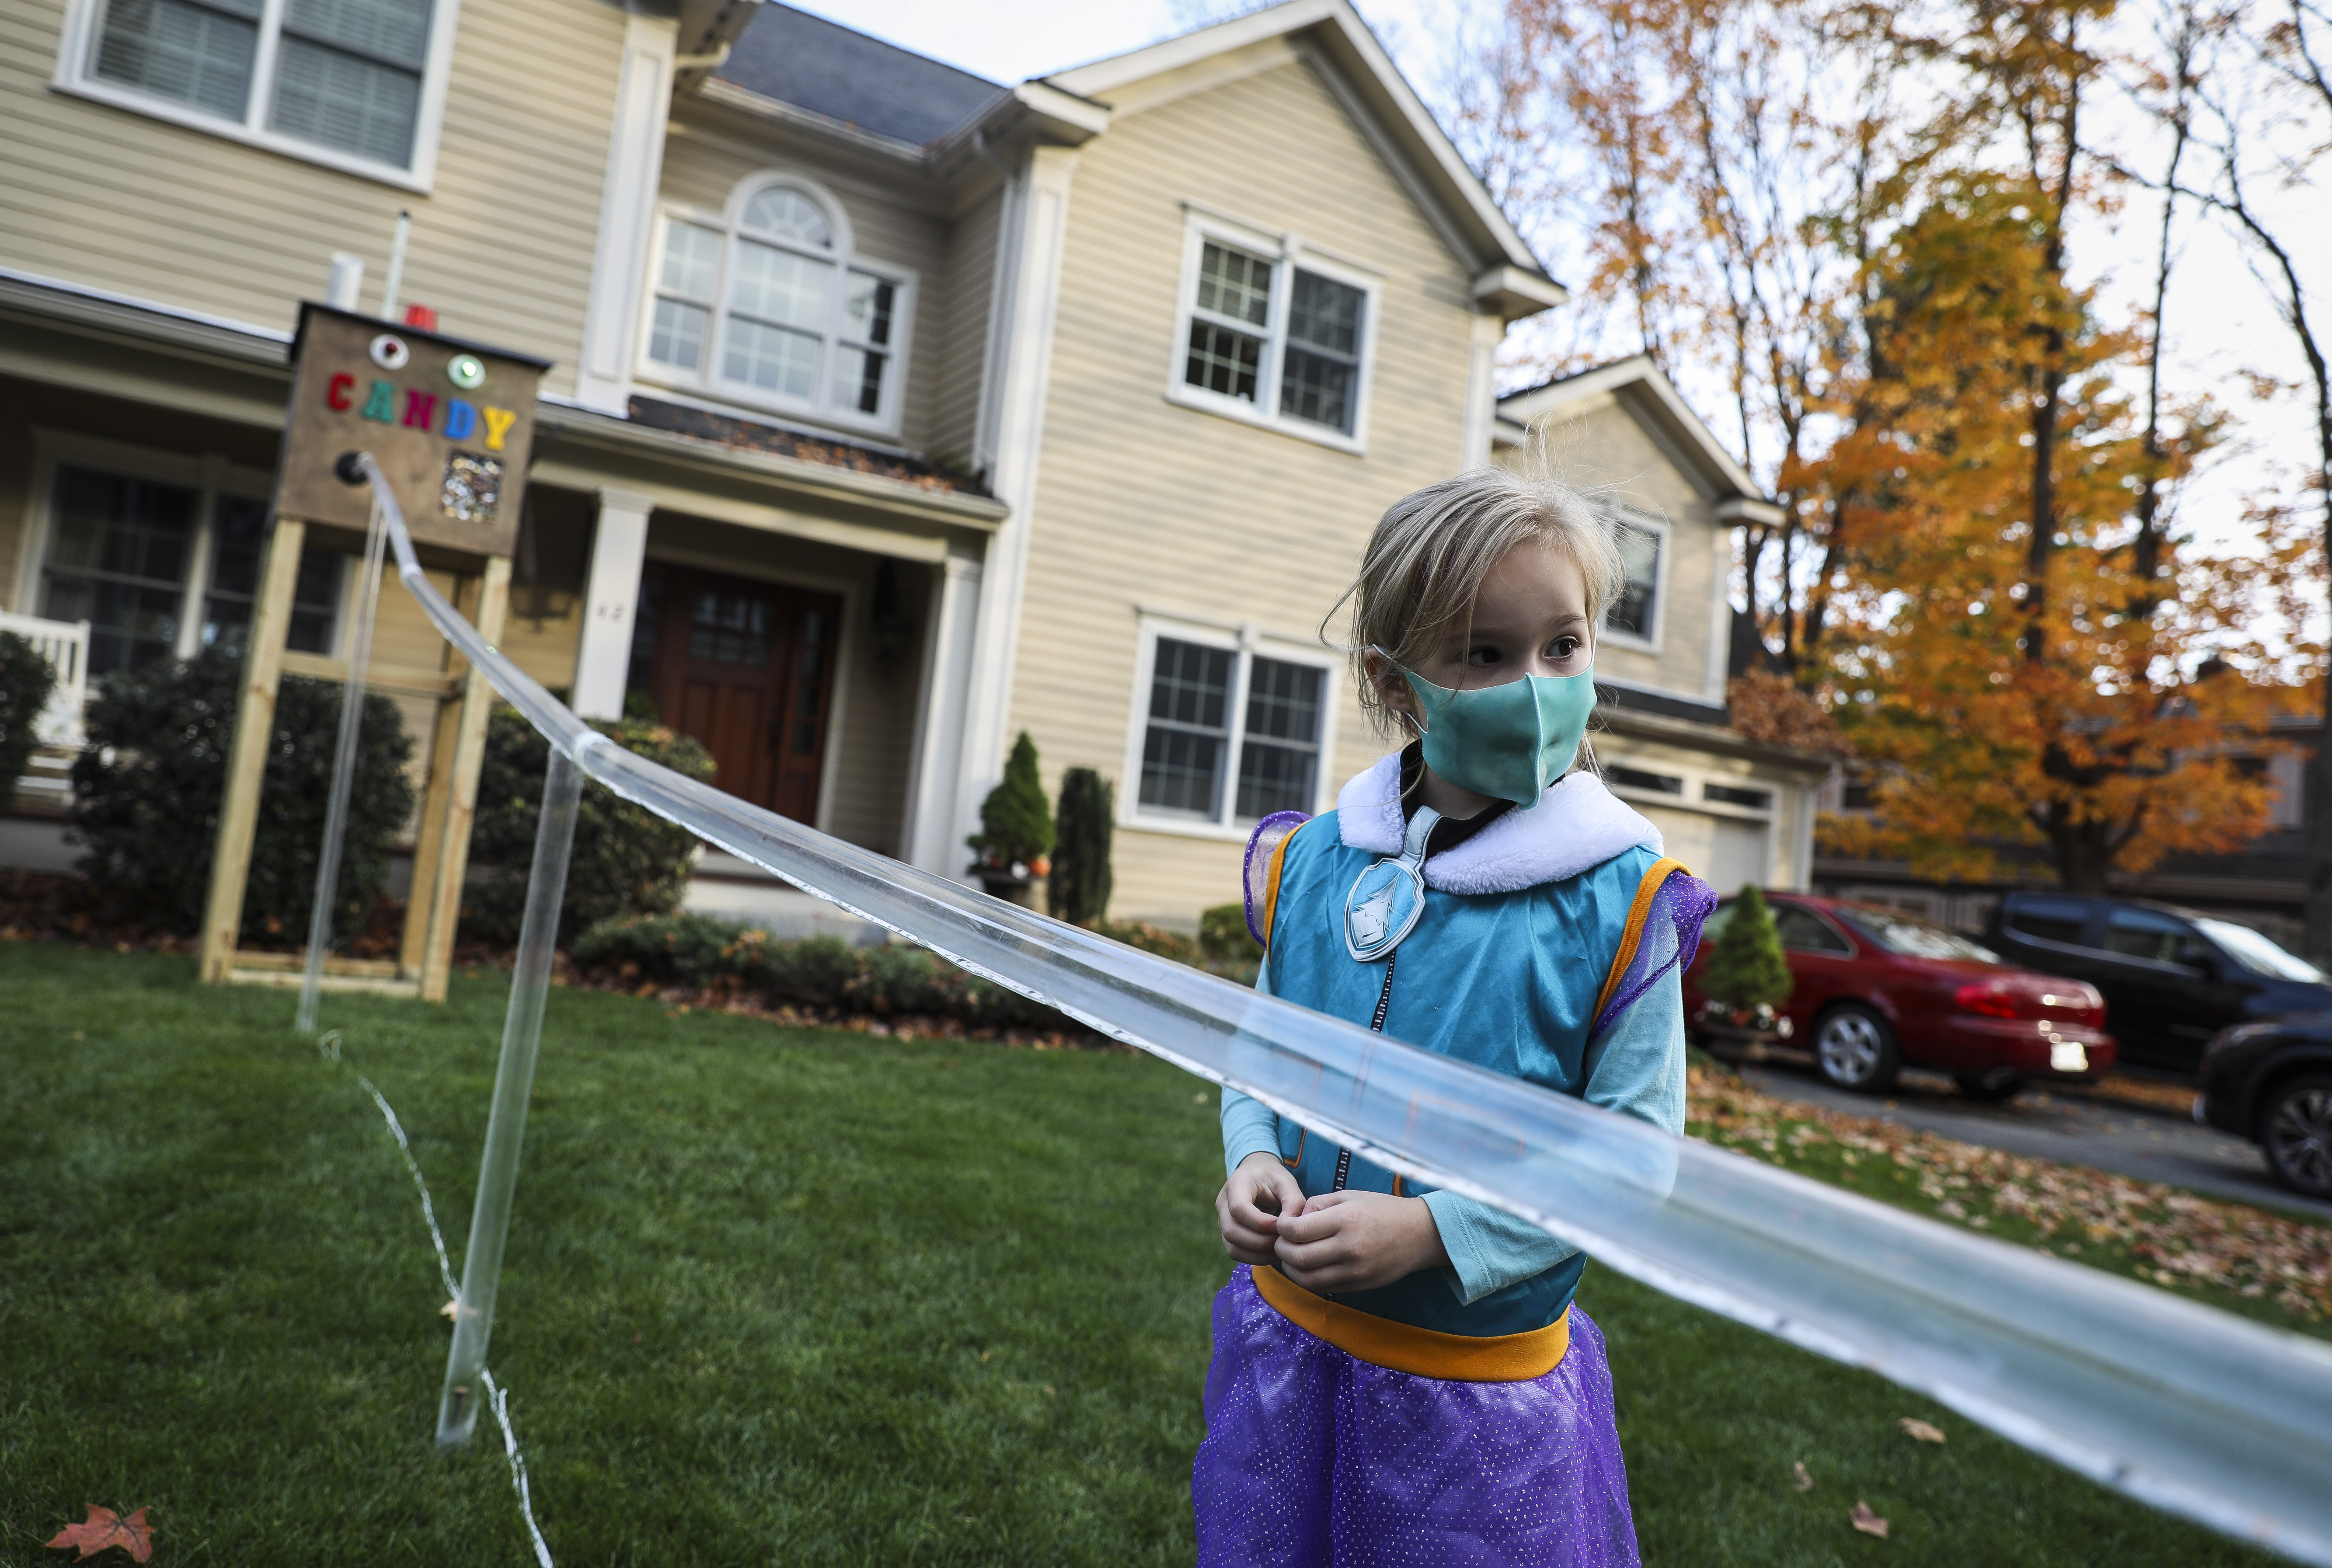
(1260, 823, 1299, 951)
(1281, 1127, 1306, 1170)
(1591, 856, 1689, 1026)
(1251, 1266, 1571, 1381)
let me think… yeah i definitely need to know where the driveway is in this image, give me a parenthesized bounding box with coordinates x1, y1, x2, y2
(1734, 1060, 2332, 1224)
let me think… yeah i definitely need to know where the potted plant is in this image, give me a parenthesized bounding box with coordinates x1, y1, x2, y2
(967, 732, 1054, 908)
(1696, 884, 1796, 1054)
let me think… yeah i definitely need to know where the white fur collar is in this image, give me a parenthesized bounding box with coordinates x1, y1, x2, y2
(1334, 752, 1663, 895)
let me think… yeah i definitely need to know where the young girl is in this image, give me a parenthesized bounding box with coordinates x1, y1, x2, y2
(1194, 467, 1713, 1567)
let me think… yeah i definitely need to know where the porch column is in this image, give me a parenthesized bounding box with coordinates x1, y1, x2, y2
(571, 487, 653, 720)
(901, 549, 984, 879)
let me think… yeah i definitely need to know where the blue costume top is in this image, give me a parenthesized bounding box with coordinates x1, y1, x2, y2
(1222, 748, 1710, 1339)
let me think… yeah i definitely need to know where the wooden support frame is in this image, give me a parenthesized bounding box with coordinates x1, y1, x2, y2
(199, 523, 511, 1003)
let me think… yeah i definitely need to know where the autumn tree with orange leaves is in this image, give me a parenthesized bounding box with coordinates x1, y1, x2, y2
(1474, 0, 2297, 894)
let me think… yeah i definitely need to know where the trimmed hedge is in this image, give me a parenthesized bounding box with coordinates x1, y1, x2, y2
(464, 707, 717, 946)
(569, 914, 1063, 1030)
(0, 630, 58, 799)
(70, 646, 414, 940)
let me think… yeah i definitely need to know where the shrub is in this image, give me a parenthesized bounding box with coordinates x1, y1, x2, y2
(0, 631, 59, 800)
(464, 707, 717, 946)
(1199, 902, 1253, 962)
(1048, 767, 1114, 924)
(70, 646, 415, 940)
(568, 912, 1062, 1030)
(1702, 884, 1793, 1013)
(967, 731, 1053, 877)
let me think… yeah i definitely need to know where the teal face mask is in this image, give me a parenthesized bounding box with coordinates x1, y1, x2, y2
(1393, 662, 1596, 810)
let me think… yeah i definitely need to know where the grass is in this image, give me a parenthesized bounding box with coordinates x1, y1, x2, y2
(0, 944, 2291, 1566)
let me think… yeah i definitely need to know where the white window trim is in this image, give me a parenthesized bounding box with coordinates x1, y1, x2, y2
(20, 429, 344, 664)
(633, 174, 919, 442)
(1120, 613, 1343, 842)
(1599, 505, 1671, 654)
(1163, 209, 1380, 458)
(51, 0, 460, 192)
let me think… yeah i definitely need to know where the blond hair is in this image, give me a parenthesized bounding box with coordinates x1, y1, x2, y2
(1329, 466, 1623, 742)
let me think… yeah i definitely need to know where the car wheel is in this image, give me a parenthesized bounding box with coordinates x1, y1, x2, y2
(1813, 1004, 1900, 1093)
(2262, 1074, 2332, 1199)
(1955, 1068, 2026, 1103)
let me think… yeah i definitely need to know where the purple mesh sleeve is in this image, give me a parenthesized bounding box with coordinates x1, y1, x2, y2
(1590, 869, 1717, 1039)
(1242, 812, 1312, 946)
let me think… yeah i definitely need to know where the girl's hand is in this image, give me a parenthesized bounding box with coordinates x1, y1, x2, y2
(1217, 1151, 1304, 1265)
(1273, 1190, 1450, 1293)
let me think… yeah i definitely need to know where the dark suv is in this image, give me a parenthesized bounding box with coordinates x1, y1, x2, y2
(1985, 893, 2332, 1076)
(2196, 1020, 2332, 1199)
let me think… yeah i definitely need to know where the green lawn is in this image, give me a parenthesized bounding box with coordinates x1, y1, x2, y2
(0, 944, 2287, 1566)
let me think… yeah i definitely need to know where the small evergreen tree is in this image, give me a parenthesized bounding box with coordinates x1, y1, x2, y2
(1703, 884, 1795, 1015)
(967, 731, 1053, 876)
(1049, 766, 1114, 923)
(0, 631, 59, 801)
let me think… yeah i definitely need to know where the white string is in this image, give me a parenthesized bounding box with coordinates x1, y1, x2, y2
(321, 1032, 555, 1565)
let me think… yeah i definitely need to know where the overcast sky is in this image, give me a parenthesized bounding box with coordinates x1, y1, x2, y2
(791, 0, 2327, 617)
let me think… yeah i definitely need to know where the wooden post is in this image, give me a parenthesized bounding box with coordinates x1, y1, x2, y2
(417, 555, 512, 1002)
(399, 567, 476, 978)
(198, 516, 307, 983)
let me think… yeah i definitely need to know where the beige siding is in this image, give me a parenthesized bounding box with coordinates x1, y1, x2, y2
(655, 116, 953, 453)
(641, 512, 925, 856)
(1508, 396, 1724, 702)
(928, 183, 1000, 468)
(1010, 58, 1483, 922)
(0, 0, 626, 398)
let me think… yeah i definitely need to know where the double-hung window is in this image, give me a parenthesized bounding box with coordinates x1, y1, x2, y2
(37, 459, 342, 678)
(1602, 509, 1667, 648)
(1134, 630, 1333, 829)
(62, 0, 450, 181)
(643, 180, 912, 434)
(1172, 217, 1377, 449)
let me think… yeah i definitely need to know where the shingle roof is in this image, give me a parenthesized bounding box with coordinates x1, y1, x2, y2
(714, 4, 1003, 148)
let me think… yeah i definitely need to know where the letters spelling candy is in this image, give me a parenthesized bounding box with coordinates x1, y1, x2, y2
(326, 360, 518, 452)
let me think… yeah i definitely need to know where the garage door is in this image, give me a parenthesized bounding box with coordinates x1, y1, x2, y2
(1637, 805, 1769, 893)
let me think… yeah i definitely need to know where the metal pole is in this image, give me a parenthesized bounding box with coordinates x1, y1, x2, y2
(295, 494, 388, 1035)
(436, 748, 583, 1446)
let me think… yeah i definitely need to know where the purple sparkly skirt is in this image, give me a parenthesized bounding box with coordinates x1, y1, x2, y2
(1192, 1266, 1640, 1568)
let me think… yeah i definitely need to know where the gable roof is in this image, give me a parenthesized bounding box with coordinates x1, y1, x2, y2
(714, 4, 1003, 149)
(1497, 355, 1784, 523)
(1043, 0, 1557, 307)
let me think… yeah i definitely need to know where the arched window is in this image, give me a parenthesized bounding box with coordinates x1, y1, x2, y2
(643, 179, 908, 431)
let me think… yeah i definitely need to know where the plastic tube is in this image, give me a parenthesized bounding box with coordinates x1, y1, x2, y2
(345, 455, 2332, 1561)
(436, 747, 583, 1447)
(296, 495, 389, 1035)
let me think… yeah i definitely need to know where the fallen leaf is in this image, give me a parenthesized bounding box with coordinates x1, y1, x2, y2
(1851, 1501, 1889, 1539)
(440, 1299, 459, 1321)
(46, 1505, 153, 1562)
(1793, 1461, 1814, 1491)
(1898, 1417, 1946, 1444)
(980, 1350, 992, 1361)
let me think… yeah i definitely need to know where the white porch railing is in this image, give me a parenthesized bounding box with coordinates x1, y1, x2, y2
(0, 610, 91, 803)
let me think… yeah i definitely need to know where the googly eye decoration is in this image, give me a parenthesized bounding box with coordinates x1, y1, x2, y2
(369, 334, 410, 371)
(447, 353, 486, 390)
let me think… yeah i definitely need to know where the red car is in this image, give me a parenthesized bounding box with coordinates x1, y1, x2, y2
(1682, 893, 2119, 1098)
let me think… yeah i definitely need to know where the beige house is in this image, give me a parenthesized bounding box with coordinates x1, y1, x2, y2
(0, 0, 1823, 928)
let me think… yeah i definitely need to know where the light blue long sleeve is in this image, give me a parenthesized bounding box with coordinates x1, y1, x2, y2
(1219, 966, 1688, 1306)
(1221, 959, 1287, 1175)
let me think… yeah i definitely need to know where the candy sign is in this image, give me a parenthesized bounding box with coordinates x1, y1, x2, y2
(278, 303, 550, 556)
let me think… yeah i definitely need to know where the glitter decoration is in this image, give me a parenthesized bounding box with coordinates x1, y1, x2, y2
(440, 451, 504, 522)
(369, 333, 410, 370)
(448, 353, 486, 390)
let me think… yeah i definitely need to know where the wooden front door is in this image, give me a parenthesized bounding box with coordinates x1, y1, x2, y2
(634, 562, 840, 823)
